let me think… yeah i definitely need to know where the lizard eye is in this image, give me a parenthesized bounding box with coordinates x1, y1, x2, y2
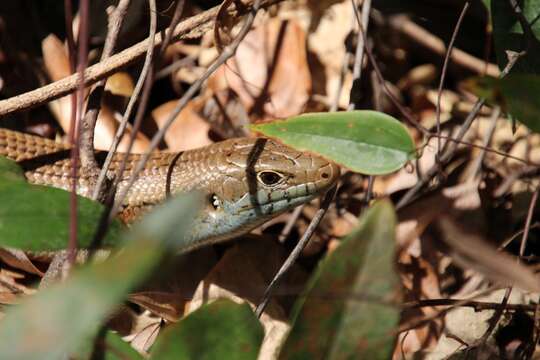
(257, 171, 284, 186)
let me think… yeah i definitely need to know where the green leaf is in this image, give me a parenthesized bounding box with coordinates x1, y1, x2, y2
(468, 74, 540, 133)
(77, 331, 144, 360)
(280, 200, 400, 360)
(0, 193, 201, 360)
(0, 178, 124, 251)
(101, 332, 144, 360)
(151, 299, 264, 360)
(250, 111, 415, 175)
(0, 156, 25, 182)
(488, 0, 540, 74)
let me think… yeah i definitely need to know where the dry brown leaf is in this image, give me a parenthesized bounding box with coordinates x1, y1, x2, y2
(41, 34, 149, 152)
(307, 1, 351, 108)
(125, 314, 161, 355)
(128, 292, 185, 323)
(42, 34, 78, 132)
(0, 269, 36, 305)
(105, 72, 134, 97)
(397, 64, 437, 91)
(0, 248, 44, 276)
(150, 99, 212, 151)
(208, 18, 311, 120)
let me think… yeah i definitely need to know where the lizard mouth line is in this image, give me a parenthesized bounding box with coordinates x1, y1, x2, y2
(233, 182, 329, 214)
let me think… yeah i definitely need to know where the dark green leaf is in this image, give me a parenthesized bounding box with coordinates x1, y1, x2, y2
(0, 179, 123, 251)
(77, 331, 144, 360)
(151, 299, 264, 360)
(280, 200, 400, 360)
(0, 193, 201, 360)
(0, 156, 25, 182)
(489, 0, 540, 74)
(101, 332, 144, 360)
(468, 74, 540, 133)
(250, 111, 415, 175)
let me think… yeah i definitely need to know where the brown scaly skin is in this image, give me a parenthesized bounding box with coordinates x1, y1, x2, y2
(0, 128, 340, 251)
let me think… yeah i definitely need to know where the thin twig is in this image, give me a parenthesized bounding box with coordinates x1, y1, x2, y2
(396, 99, 485, 209)
(68, 0, 90, 265)
(478, 287, 512, 344)
(255, 186, 338, 318)
(434, 133, 536, 167)
(347, 0, 371, 111)
(436, 3, 469, 158)
(520, 186, 539, 258)
(398, 286, 503, 334)
(92, 1, 162, 200)
(80, 0, 132, 181)
(403, 298, 537, 312)
(278, 205, 305, 243)
(470, 106, 500, 179)
(159, 0, 186, 57)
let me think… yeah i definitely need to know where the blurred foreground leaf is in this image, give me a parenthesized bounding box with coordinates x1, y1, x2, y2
(250, 111, 415, 175)
(0, 156, 123, 251)
(280, 200, 400, 359)
(151, 300, 264, 360)
(0, 193, 201, 360)
(467, 75, 540, 133)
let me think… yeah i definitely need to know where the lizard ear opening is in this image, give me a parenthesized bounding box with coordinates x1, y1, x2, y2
(210, 194, 221, 210)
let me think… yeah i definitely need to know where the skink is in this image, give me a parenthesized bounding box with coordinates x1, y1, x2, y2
(0, 128, 339, 251)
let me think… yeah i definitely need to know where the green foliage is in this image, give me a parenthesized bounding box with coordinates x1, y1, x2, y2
(486, 0, 540, 74)
(250, 111, 415, 175)
(468, 75, 540, 133)
(0, 193, 201, 360)
(151, 300, 264, 360)
(0, 156, 123, 251)
(280, 200, 400, 360)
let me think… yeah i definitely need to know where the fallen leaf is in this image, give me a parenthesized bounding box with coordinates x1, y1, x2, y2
(150, 99, 212, 151)
(208, 19, 311, 120)
(41, 34, 149, 152)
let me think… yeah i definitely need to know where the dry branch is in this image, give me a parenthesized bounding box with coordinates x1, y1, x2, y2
(0, 0, 281, 117)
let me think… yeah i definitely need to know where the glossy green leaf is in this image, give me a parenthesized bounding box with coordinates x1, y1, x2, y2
(468, 75, 540, 133)
(151, 299, 264, 360)
(280, 200, 400, 360)
(0, 193, 201, 360)
(250, 111, 415, 175)
(0, 177, 123, 251)
(488, 0, 540, 74)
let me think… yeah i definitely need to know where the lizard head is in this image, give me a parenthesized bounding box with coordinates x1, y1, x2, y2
(171, 137, 340, 251)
